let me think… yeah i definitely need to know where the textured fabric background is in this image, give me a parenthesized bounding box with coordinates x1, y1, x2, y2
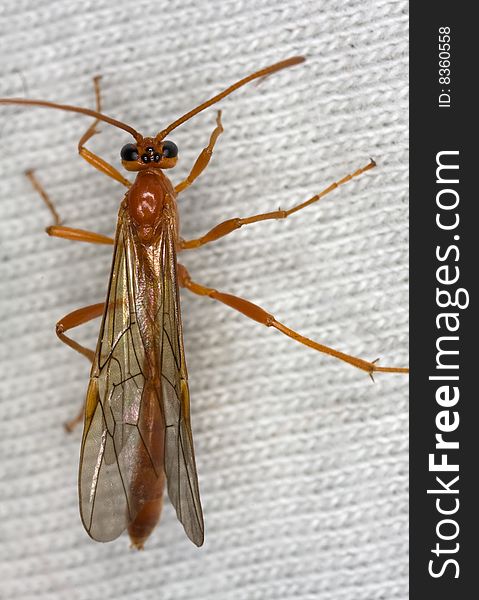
(0, 1, 408, 599)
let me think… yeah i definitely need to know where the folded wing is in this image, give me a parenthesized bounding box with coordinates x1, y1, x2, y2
(79, 206, 204, 545)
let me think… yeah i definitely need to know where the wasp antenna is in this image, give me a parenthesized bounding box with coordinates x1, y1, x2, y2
(157, 56, 305, 140)
(0, 97, 141, 141)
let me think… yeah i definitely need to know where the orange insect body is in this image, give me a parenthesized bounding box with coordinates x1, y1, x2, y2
(0, 56, 408, 549)
(127, 171, 177, 242)
(79, 160, 204, 546)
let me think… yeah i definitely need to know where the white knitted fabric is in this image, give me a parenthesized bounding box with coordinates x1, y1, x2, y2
(0, 1, 408, 599)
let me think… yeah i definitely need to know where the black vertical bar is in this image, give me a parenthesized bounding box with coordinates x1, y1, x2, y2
(411, 5, 477, 598)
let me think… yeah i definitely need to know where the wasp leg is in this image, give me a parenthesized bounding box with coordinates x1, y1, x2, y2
(55, 303, 105, 431)
(45, 226, 114, 245)
(56, 303, 104, 363)
(175, 111, 223, 194)
(180, 159, 375, 250)
(25, 170, 114, 244)
(178, 264, 408, 376)
(78, 75, 131, 188)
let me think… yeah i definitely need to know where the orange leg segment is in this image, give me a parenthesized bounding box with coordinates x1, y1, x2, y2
(178, 264, 408, 377)
(46, 225, 114, 245)
(56, 302, 104, 363)
(78, 76, 131, 188)
(175, 111, 224, 194)
(26, 169, 114, 244)
(181, 159, 376, 250)
(56, 302, 105, 431)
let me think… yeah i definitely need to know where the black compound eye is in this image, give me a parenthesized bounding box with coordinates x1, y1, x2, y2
(120, 143, 139, 161)
(162, 140, 178, 158)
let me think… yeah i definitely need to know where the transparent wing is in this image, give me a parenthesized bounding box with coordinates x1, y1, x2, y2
(158, 253, 205, 547)
(79, 206, 204, 545)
